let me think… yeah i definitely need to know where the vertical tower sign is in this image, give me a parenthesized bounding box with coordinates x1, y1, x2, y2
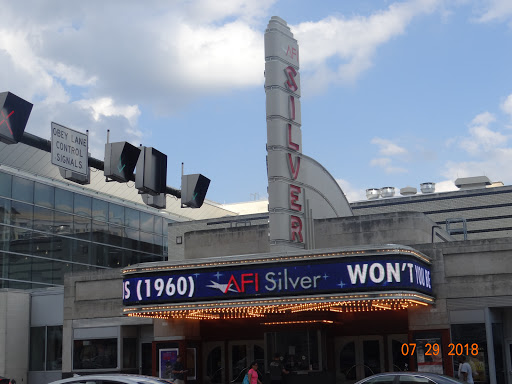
(265, 17, 306, 250)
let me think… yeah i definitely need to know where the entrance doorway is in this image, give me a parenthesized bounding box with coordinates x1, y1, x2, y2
(140, 342, 152, 376)
(387, 334, 409, 372)
(228, 340, 265, 383)
(203, 342, 225, 384)
(335, 336, 384, 384)
(505, 339, 512, 384)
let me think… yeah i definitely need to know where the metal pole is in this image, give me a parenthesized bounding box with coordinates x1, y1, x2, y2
(19, 131, 181, 198)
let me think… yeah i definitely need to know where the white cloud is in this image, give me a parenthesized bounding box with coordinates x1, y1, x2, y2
(173, 21, 264, 89)
(336, 179, 367, 202)
(369, 138, 409, 174)
(0, 0, 274, 155)
(474, 0, 512, 24)
(434, 180, 458, 193)
(371, 137, 408, 156)
(46, 61, 98, 87)
(184, 0, 276, 24)
(458, 112, 507, 153)
(501, 94, 512, 117)
(370, 157, 407, 174)
(74, 98, 141, 126)
(370, 157, 392, 167)
(0, 0, 274, 124)
(443, 97, 512, 185)
(291, 0, 442, 89)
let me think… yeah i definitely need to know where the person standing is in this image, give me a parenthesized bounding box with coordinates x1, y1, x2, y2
(172, 355, 188, 384)
(248, 361, 263, 384)
(460, 356, 474, 384)
(269, 353, 289, 384)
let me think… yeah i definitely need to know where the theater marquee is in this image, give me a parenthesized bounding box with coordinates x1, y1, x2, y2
(122, 246, 434, 320)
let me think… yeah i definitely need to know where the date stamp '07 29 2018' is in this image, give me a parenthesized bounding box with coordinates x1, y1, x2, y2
(401, 343, 480, 356)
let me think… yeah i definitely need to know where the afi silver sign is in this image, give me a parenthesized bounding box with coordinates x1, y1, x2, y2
(51, 122, 89, 176)
(265, 17, 353, 252)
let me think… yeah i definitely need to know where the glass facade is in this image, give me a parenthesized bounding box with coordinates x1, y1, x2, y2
(451, 324, 488, 383)
(0, 171, 170, 289)
(29, 325, 63, 371)
(73, 338, 118, 369)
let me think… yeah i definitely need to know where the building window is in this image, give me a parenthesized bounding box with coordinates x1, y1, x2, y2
(29, 325, 63, 371)
(124, 208, 140, 229)
(109, 203, 124, 225)
(13, 176, 34, 203)
(92, 199, 108, 222)
(74, 194, 92, 217)
(0, 172, 12, 198)
(451, 324, 487, 382)
(34, 182, 54, 209)
(73, 338, 118, 369)
(123, 338, 137, 369)
(30, 326, 45, 371)
(140, 212, 154, 233)
(55, 189, 73, 213)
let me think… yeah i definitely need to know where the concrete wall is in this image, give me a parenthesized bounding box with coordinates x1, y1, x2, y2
(0, 289, 30, 384)
(184, 224, 270, 259)
(169, 214, 269, 261)
(409, 238, 512, 331)
(351, 185, 512, 241)
(62, 269, 152, 375)
(181, 212, 451, 259)
(29, 288, 64, 384)
(314, 211, 449, 248)
(154, 319, 200, 340)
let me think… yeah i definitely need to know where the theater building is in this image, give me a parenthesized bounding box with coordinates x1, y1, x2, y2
(4, 15, 512, 384)
(62, 210, 512, 384)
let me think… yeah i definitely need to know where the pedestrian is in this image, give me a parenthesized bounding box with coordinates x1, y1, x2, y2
(248, 361, 263, 384)
(172, 355, 188, 384)
(269, 353, 289, 384)
(459, 355, 474, 384)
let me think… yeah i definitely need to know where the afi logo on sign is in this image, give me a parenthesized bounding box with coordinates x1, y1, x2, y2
(285, 45, 298, 61)
(225, 273, 260, 293)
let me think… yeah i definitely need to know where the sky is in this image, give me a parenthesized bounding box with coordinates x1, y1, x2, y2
(1, 0, 512, 204)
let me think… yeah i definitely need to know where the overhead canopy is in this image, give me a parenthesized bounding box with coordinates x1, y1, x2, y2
(122, 245, 434, 320)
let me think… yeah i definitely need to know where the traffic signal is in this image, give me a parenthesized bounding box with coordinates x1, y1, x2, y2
(59, 167, 90, 185)
(141, 193, 166, 209)
(0, 91, 33, 144)
(104, 141, 141, 183)
(135, 146, 167, 196)
(181, 174, 210, 208)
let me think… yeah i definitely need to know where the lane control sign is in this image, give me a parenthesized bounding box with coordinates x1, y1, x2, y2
(51, 122, 89, 176)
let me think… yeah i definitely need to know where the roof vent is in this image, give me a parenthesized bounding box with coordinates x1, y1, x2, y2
(455, 176, 492, 190)
(420, 182, 435, 194)
(366, 188, 380, 200)
(380, 187, 395, 198)
(400, 186, 417, 196)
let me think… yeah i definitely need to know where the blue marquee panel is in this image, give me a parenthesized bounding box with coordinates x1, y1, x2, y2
(123, 255, 432, 305)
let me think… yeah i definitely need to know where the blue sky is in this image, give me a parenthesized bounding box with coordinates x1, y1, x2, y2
(1, 0, 512, 203)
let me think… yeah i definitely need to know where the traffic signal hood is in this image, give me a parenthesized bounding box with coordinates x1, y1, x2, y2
(181, 174, 211, 208)
(135, 147, 167, 196)
(104, 141, 141, 183)
(0, 91, 33, 144)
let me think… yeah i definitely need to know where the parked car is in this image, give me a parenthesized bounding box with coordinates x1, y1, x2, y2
(355, 372, 462, 384)
(48, 374, 175, 384)
(0, 377, 15, 384)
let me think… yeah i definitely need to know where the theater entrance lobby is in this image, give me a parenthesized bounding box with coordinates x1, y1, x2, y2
(122, 245, 434, 384)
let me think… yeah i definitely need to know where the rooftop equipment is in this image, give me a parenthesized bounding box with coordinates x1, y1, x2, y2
(455, 176, 492, 190)
(400, 186, 417, 196)
(420, 182, 435, 194)
(366, 188, 380, 200)
(380, 187, 395, 198)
